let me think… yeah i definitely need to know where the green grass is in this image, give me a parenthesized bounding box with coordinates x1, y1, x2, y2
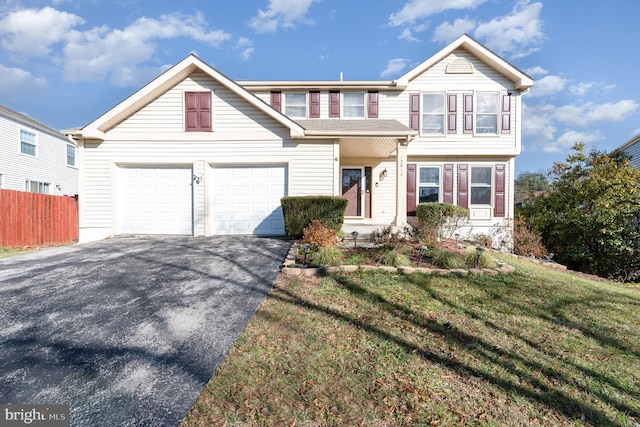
(181, 255, 640, 426)
(0, 246, 38, 259)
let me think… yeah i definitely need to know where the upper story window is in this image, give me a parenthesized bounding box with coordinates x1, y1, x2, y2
(25, 179, 49, 194)
(476, 92, 499, 134)
(20, 129, 36, 156)
(422, 93, 445, 134)
(470, 166, 492, 205)
(343, 93, 365, 118)
(285, 93, 307, 118)
(67, 144, 76, 167)
(419, 166, 440, 203)
(185, 91, 212, 132)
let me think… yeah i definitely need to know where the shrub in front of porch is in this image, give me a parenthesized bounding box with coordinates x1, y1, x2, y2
(415, 202, 469, 244)
(281, 196, 348, 239)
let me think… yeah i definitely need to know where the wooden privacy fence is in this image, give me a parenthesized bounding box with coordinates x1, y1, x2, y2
(0, 189, 79, 247)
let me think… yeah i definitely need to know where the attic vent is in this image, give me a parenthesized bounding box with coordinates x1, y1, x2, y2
(446, 58, 474, 74)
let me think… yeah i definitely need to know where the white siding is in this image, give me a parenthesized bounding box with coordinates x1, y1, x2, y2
(79, 72, 334, 242)
(0, 114, 78, 196)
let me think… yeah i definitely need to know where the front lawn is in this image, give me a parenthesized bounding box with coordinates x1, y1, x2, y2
(181, 254, 640, 426)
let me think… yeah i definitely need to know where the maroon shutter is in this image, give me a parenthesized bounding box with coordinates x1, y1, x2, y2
(457, 164, 469, 208)
(409, 93, 420, 131)
(443, 164, 454, 204)
(463, 94, 473, 133)
(329, 91, 340, 118)
(447, 94, 457, 134)
(309, 91, 320, 118)
(367, 91, 379, 118)
(198, 92, 212, 131)
(270, 91, 282, 112)
(501, 93, 511, 133)
(407, 163, 417, 214)
(494, 164, 506, 217)
(185, 92, 212, 131)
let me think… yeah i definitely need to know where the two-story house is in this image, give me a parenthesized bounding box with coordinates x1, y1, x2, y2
(67, 34, 532, 245)
(614, 133, 640, 169)
(1, 105, 78, 196)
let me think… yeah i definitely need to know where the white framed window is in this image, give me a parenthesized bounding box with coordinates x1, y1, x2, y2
(67, 144, 76, 167)
(25, 179, 50, 194)
(343, 92, 365, 118)
(470, 166, 492, 205)
(422, 93, 445, 134)
(284, 93, 307, 118)
(418, 166, 441, 203)
(20, 129, 36, 156)
(476, 92, 499, 134)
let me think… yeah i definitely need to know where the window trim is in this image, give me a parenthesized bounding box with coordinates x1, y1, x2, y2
(475, 92, 499, 135)
(25, 179, 50, 194)
(421, 92, 446, 135)
(283, 92, 308, 119)
(417, 165, 442, 204)
(66, 144, 77, 167)
(469, 165, 493, 206)
(342, 92, 366, 118)
(20, 129, 37, 156)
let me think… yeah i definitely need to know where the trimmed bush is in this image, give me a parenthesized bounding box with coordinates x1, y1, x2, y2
(302, 219, 337, 249)
(415, 202, 469, 241)
(281, 196, 348, 239)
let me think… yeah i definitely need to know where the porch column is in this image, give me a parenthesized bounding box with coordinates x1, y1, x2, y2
(394, 140, 408, 226)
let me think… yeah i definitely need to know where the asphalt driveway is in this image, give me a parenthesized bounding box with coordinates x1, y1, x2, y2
(0, 236, 291, 426)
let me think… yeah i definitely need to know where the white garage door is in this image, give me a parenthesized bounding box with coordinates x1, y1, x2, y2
(211, 165, 286, 235)
(119, 166, 193, 235)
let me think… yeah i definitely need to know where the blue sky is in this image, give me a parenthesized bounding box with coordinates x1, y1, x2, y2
(1, 0, 638, 175)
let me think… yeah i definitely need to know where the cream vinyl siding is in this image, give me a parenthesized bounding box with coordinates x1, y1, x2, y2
(0, 114, 78, 196)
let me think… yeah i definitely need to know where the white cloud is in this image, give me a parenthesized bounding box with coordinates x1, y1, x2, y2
(381, 58, 410, 78)
(235, 38, 255, 61)
(525, 66, 547, 77)
(433, 18, 476, 44)
(398, 27, 419, 42)
(527, 75, 567, 98)
(389, 0, 490, 27)
(473, 1, 545, 59)
(0, 6, 84, 57)
(553, 130, 604, 152)
(0, 64, 46, 100)
(249, 0, 320, 34)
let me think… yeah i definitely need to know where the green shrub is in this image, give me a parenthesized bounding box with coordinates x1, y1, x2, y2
(429, 248, 465, 269)
(416, 203, 469, 241)
(281, 196, 348, 239)
(302, 219, 337, 249)
(310, 247, 344, 266)
(378, 248, 412, 267)
(463, 248, 496, 268)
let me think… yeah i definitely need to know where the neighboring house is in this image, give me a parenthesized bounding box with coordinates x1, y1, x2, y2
(67, 34, 532, 245)
(0, 105, 78, 196)
(614, 133, 640, 169)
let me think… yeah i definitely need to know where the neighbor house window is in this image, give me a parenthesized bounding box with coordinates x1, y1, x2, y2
(25, 179, 50, 194)
(185, 91, 212, 131)
(418, 166, 440, 203)
(285, 93, 307, 118)
(422, 93, 445, 134)
(20, 129, 36, 156)
(67, 144, 76, 167)
(476, 92, 498, 134)
(343, 93, 365, 118)
(470, 166, 492, 204)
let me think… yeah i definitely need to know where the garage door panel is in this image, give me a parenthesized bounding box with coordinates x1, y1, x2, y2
(119, 166, 193, 235)
(211, 165, 286, 235)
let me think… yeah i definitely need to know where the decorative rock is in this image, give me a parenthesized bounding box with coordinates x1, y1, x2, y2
(322, 266, 340, 274)
(397, 266, 415, 274)
(414, 267, 433, 274)
(339, 265, 358, 273)
(451, 269, 469, 276)
(434, 269, 451, 275)
(378, 266, 398, 273)
(482, 268, 499, 275)
(282, 267, 302, 276)
(468, 268, 483, 275)
(359, 265, 378, 271)
(302, 267, 320, 276)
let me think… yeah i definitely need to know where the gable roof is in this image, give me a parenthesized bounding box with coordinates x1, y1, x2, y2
(0, 105, 66, 139)
(396, 34, 533, 91)
(76, 54, 305, 140)
(614, 133, 640, 153)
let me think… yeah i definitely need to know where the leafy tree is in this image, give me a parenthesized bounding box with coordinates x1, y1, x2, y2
(515, 171, 550, 194)
(520, 142, 640, 281)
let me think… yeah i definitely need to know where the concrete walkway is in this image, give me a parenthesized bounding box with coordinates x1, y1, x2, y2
(0, 236, 291, 426)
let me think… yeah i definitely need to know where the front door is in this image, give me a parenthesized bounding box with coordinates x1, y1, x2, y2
(342, 168, 363, 217)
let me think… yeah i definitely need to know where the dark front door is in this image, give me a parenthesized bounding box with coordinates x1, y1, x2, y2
(342, 168, 362, 216)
